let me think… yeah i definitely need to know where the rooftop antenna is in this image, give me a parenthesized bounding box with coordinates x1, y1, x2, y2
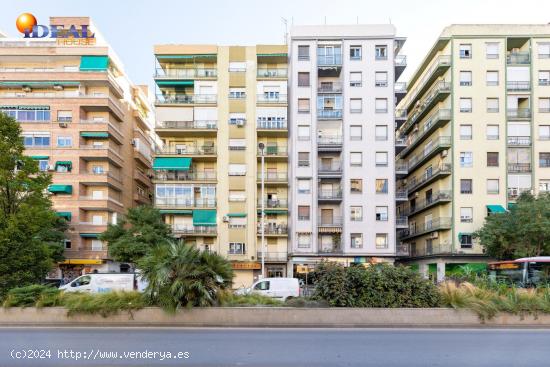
(389, 17, 392, 24)
(324, 16, 327, 25)
(281, 17, 288, 44)
(357, 16, 359, 24)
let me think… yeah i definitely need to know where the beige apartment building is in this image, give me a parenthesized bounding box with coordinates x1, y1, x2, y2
(0, 17, 155, 279)
(396, 25, 550, 281)
(153, 44, 289, 287)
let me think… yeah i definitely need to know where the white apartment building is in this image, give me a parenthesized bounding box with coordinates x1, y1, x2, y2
(288, 25, 406, 273)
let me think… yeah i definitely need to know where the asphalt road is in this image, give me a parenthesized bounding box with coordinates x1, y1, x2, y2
(0, 327, 549, 366)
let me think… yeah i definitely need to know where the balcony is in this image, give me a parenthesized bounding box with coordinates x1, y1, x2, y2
(395, 109, 407, 121)
(507, 52, 530, 65)
(402, 55, 451, 111)
(399, 217, 452, 240)
(256, 251, 288, 262)
(257, 172, 288, 184)
(154, 68, 217, 79)
(171, 225, 217, 236)
(134, 170, 152, 186)
(507, 136, 531, 146)
(396, 216, 408, 228)
(406, 136, 451, 172)
(317, 109, 342, 120)
(508, 187, 532, 201)
(395, 82, 407, 103)
(395, 160, 408, 176)
(399, 109, 452, 158)
(317, 82, 343, 94)
(396, 189, 408, 201)
(156, 120, 217, 131)
(80, 171, 123, 191)
(407, 163, 452, 193)
(317, 162, 342, 177)
(402, 80, 451, 134)
(317, 189, 343, 201)
(155, 94, 217, 105)
(407, 190, 452, 216)
(508, 163, 532, 173)
(78, 196, 124, 212)
(394, 55, 407, 79)
(317, 54, 343, 67)
(79, 119, 124, 145)
(397, 242, 454, 258)
(257, 224, 288, 236)
(507, 108, 531, 120)
(318, 243, 343, 255)
(155, 198, 216, 209)
(134, 191, 151, 205)
(257, 198, 288, 209)
(79, 144, 123, 167)
(317, 136, 343, 151)
(257, 68, 287, 79)
(256, 94, 288, 105)
(507, 81, 531, 92)
(156, 145, 217, 156)
(317, 216, 343, 229)
(257, 145, 288, 158)
(154, 171, 217, 182)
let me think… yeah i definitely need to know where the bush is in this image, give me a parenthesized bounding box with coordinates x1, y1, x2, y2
(312, 262, 441, 308)
(218, 292, 282, 307)
(2, 285, 60, 307)
(61, 291, 146, 317)
(284, 297, 329, 308)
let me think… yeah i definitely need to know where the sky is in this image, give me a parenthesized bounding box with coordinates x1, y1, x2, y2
(1, 0, 550, 92)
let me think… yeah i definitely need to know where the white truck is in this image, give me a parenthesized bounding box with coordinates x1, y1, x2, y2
(59, 273, 148, 293)
(235, 277, 300, 301)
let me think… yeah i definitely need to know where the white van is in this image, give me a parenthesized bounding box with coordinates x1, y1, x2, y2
(236, 277, 300, 301)
(59, 273, 147, 293)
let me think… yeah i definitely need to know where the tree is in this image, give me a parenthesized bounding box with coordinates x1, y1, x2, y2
(100, 205, 174, 264)
(0, 113, 66, 298)
(474, 192, 550, 259)
(138, 241, 233, 310)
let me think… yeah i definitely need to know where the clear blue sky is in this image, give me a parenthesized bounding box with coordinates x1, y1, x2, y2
(2, 0, 550, 92)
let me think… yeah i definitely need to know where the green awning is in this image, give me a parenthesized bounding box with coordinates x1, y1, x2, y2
(80, 233, 99, 238)
(487, 205, 506, 213)
(227, 213, 247, 217)
(193, 210, 217, 226)
(156, 80, 194, 86)
(458, 232, 472, 239)
(80, 55, 109, 71)
(30, 155, 49, 160)
(0, 81, 80, 87)
(80, 132, 109, 138)
(55, 161, 72, 170)
(56, 212, 72, 221)
(159, 209, 193, 215)
(258, 209, 288, 215)
(153, 157, 192, 171)
(48, 184, 72, 194)
(508, 203, 517, 210)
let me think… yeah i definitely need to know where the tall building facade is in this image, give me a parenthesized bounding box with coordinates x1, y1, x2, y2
(395, 25, 550, 280)
(288, 25, 406, 273)
(152, 44, 289, 287)
(0, 17, 155, 278)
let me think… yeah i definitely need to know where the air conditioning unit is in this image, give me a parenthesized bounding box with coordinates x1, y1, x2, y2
(53, 84, 64, 91)
(222, 215, 229, 222)
(431, 232, 439, 239)
(441, 150, 448, 158)
(58, 121, 68, 128)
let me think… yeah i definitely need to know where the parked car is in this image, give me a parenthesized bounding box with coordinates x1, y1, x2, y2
(235, 277, 300, 301)
(59, 273, 148, 293)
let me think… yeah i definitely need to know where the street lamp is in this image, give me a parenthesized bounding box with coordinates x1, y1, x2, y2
(258, 142, 266, 279)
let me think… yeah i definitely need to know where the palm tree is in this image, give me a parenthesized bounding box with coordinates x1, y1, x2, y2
(138, 241, 233, 310)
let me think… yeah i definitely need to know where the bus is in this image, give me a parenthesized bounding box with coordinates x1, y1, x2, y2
(488, 257, 550, 287)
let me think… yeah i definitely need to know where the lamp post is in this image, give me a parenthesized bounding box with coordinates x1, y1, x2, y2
(258, 142, 266, 279)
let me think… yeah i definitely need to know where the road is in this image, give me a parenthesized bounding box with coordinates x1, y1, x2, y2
(0, 327, 549, 366)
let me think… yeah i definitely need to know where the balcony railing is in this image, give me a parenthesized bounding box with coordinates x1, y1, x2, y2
(317, 109, 342, 119)
(400, 217, 452, 240)
(156, 145, 216, 155)
(257, 172, 288, 182)
(257, 199, 288, 208)
(155, 94, 217, 104)
(257, 120, 287, 130)
(317, 54, 343, 66)
(82, 171, 122, 182)
(257, 224, 288, 235)
(403, 80, 451, 132)
(396, 189, 408, 200)
(398, 242, 454, 257)
(406, 136, 451, 171)
(394, 55, 407, 67)
(507, 108, 531, 119)
(155, 198, 216, 208)
(396, 216, 408, 227)
(256, 94, 288, 103)
(171, 225, 217, 235)
(507, 136, 531, 146)
(317, 136, 343, 146)
(317, 82, 343, 93)
(508, 163, 532, 173)
(154, 171, 217, 181)
(508, 187, 532, 200)
(507, 81, 531, 91)
(154, 68, 217, 79)
(318, 163, 342, 175)
(258, 146, 288, 156)
(407, 163, 452, 192)
(156, 120, 217, 129)
(318, 245, 344, 254)
(507, 52, 530, 64)
(318, 189, 343, 200)
(400, 109, 452, 157)
(256, 251, 288, 262)
(407, 190, 452, 216)
(395, 109, 407, 119)
(394, 82, 407, 93)
(317, 216, 343, 226)
(402, 55, 451, 110)
(257, 68, 288, 78)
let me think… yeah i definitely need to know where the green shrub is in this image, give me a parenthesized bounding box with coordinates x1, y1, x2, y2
(218, 292, 282, 307)
(284, 297, 329, 308)
(61, 291, 147, 317)
(3, 285, 60, 307)
(312, 262, 441, 308)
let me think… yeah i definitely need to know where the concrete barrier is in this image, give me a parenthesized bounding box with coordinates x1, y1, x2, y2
(1, 307, 550, 327)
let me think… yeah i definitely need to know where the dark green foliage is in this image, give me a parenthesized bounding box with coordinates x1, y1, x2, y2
(284, 297, 330, 308)
(2, 285, 59, 307)
(312, 262, 441, 307)
(218, 292, 283, 307)
(61, 291, 146, 317)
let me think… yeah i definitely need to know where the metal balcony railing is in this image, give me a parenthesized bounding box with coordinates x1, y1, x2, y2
(317, 163, 342, 174)
(155, 94, 217, 104)
(400, 217, 452, 239)
(155, 198, 216, 208)
(508, 163, 532, 173)
(171, 225, 217, 235)
(257, 94, 288, 103)
(407, 190, 452, 216)
(154, 171, 217, 181)
(507, 52, 530, 64)
(154, 68, 217, 79)
(508, 187, 532, 200)
(394, 55, 407, 67)
(156, 120, 217, 129)
(257, 172, 288, 182)
(256, 251, 288, 262)
(318, 245, 344, 254)
(507, 108, 531, 119)
(403, 80, 451, 132)
(317, 82, 343, 93)
(317, 136, 343, 146)
(317, 216, 343, 226)
(398, 242, 454, 257)
(257, 198, 288, 208)
(507, 136, 531, 146)
(406, 136, 451, 171)
(396, 216, 408, 227)
(317, 109, 342, 119)
(400, 109, 452, 156)
(156, 145, 216, 155)
(257, 224, 288, 235)
(257, 68, 288, 78)
(406, 163, 452, 192)
(256, 119, 287, 130)
(396, 189, 408, 200)
(317, 189, 343, 200)
(317, 54, 343, 66)
(506, 81, 531, 91)
(258, 146, 288, 156)
(401, 55, 451, 110)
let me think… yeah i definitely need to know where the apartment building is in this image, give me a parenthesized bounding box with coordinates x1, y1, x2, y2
(288, 25, 406, 273)
(395, 24, 550, 281)
(0, 17, 155, 279)
(153, 44, 289, 287)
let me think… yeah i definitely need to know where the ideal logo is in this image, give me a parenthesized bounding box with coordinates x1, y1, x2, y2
(16, 13, 95, 43)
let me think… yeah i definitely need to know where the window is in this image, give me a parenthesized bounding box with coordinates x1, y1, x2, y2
(487, 125, 499, 140)
(350, 179, 362, 193)
(459, 44, 472, 58)
(539, 71, 550, 86)
(375, 234, 388, 249)
(459, 71, 472, 86)
(487, 179, 500, 194)
(375, 71, 388, 87)
(538, 42, 550, 59)
(375, 98, 388, 113)
(460, 98, 472, 112)
(228, 139, 246, 150)
(297, 233, 311, 248)
(460, 207, 473, 223)
(228, 242, 245, 255)
(228, 113, 246, 125)
(297, 179, 311, 194)
(38, 160, 49, 171)
(229, 190, 246, 202)
(57, 110, 72, 122)
(539, 98, 550, 113)
(540, 125, 550, 140)
(486, 98, 499, 113)
(540, 153, 550, 168)
(1, 108, 51, 122)
(487, 152, 499, 167)
(298, 72, 310, 87)
(228, 62, 246, 72)
(350, 206, 363, 221)
(460, 125, 472, 140)
(350, 45, 362, 60)
(460, 152, 473, 168)
(23, 133, 50, 147)
(228, 217, 246, 228)
(91, 240, 103, 251)
(486, 71, 499, 86)
(63, 239, 71, 249)
(350, 98, 362, 113)
(460, 179, 473, 194)
(351, 233, 363, 249)
(375, 45, 387, 60)
(350, 125, 362, 141)
(375, 125, 388, 141)
(375, 152, 388, 167)
(297, 98, 310, 113)
(376, 206, 388, 221)
(92, 215, 103, 225)
(350, 152, 362, 166)
(540, 179, 550, 192)
(298, 152, 310, 167)
(350, 71, 362, 87)
(229, 88, 246, 99)
(297, 125, 310, 141)
(228, 164, 246, 176)
(460, 234, 473, 249)
(486, 42, 499, 59)
(298, 45, 310, 60)
(375, 179, 388, 194)
(91, 165, 103, 174)
(298, 206, 310, 220)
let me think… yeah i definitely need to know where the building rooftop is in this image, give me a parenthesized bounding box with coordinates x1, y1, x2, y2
(290, 24, 397, 39)
(440, 24, 550, 37)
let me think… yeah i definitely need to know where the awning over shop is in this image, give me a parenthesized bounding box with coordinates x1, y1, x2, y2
(80, 132, 109, 138)
(159, 209, 193, 215)
(48, 184, 72, 194)
(156, 80, 194, 86)
(487, 205, 506, 213)
(55, 161, 72, 170)
(227, 213, 247, 217)
(153, 157, 191, 171)
(80, 55, 109, 71)
(192, 210, 217, 226)
(56, 212, 72, 221)
(30, 155, 49, 160)
(80, 233, 100, 238)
